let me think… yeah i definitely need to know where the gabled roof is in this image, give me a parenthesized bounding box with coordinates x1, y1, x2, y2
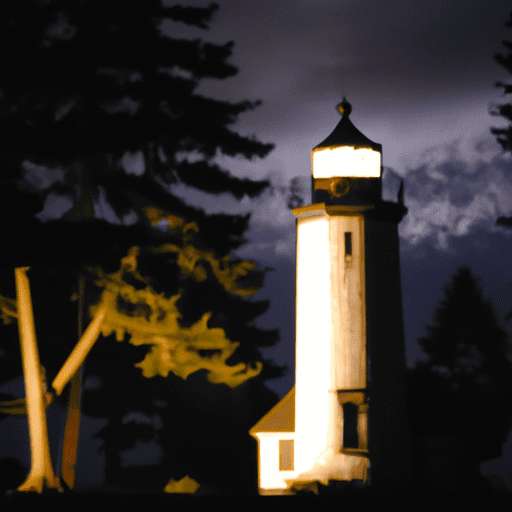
(249, 386, 295, 435)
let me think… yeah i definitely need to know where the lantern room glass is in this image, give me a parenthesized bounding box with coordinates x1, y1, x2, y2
(312, 146, 381, 179)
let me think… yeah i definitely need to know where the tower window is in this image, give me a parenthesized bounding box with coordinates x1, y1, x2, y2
(344, 232, 352, 256)
(342, 402, 359, 449)
(337, 391, 368, 453)
(279, 439, 294, 470)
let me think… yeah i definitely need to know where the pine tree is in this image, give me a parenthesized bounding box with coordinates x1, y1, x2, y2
(0, 0, 286, 492)
(408, 266, 512, 473)
(0, 0, 273, 224)
(0, 155, 45, 388)
(491, 9, 512, 230)
(491, 9, 512, 154)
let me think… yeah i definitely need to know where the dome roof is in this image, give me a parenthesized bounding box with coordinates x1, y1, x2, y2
(313, 98, 382, 152)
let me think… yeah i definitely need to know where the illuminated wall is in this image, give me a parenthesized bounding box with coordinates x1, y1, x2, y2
(293, 204, 367, 477)
(254, 433, 297, 493)
(294, 209, 330, 472)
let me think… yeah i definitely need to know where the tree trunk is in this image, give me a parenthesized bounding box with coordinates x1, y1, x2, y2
(60, 274, 85, 489)
(59, 157, 96, 486)
(61, 160, 96, 222)
(15, 268, 63, 493)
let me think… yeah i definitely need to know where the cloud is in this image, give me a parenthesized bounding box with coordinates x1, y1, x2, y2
(172, 131, 512, 261)
(398, 133, 512, 250)
(167, 168, 310, 261)
(231, 169, 310, 260)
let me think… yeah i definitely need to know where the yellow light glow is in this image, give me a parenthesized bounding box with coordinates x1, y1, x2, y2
(164, 475, 200, 494)
(85, 248, 262, 388)
(312, 146, 380, 178)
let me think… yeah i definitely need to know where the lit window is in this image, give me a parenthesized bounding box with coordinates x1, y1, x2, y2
(279, 440, 294, 470)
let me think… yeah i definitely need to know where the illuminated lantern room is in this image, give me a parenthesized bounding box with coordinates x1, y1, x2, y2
(250, 98, 411, 496)
(311, 98, 382, 206)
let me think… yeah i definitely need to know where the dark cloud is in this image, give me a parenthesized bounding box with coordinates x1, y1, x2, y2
(397, 134, 512, 249)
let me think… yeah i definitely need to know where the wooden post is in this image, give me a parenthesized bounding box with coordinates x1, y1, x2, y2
(15, 267, 63, 493)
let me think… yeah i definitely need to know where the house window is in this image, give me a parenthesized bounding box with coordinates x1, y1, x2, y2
(279, 440, 294, 470)
(342, 402, 359, 449)
(344, 232, 352, 256)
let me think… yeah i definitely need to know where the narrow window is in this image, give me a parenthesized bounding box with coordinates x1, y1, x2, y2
(342, 402, 359, 449)
(279, 439, 294, 470)
(344, 232, 352, 256)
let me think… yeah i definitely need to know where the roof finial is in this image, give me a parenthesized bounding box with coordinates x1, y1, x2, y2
(337, 96, 352, 117)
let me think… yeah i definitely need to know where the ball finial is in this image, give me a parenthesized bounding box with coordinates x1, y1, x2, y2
(337, 97, 352, 117)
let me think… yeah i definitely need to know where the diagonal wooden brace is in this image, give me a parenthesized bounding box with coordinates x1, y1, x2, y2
(52, 302, 108, 396)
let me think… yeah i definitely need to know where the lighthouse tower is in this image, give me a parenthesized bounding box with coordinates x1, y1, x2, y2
(250, 99, 411, 494)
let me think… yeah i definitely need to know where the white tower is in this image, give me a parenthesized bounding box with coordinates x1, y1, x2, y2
(250, 99, 411, 494)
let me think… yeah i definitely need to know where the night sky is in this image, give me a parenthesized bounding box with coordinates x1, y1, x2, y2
(2, 0, 512, 491)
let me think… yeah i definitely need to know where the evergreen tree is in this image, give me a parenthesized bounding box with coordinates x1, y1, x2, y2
(408, 266, 512, 477)
(0, 155, 45, 388)
(491, 9, 512, 154)
(0, 0, 273, 225)
(491, 9, 512, 231)
(0, 0, 286, 493)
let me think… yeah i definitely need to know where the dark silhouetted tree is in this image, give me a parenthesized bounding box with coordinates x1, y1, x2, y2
(407, 266, 512, 488)
(491, 9, 512, 155)
(491, 9, 512, 232)
(0, 0, 285, 493)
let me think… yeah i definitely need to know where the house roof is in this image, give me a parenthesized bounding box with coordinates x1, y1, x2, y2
(249, 386, 295, 434)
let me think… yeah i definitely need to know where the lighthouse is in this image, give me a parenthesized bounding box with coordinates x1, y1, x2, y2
(249, 98, 411, 495)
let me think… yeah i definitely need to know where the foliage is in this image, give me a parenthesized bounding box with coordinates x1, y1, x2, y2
(491, 9, 512, 153)
(491, 9, 512, 231)
(0, 0, 273, 225)
(417, 267, 510, 383)
(408, 266, 512, 464)
(79, 225, 282, 491)
(89, 246, 262, 387)
(163, 475, 200, 494)
(0, 0, 285, 493)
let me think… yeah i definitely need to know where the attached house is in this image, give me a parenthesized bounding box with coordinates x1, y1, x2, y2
(249, 386, 297, 494)
(249, 385, 371, 495)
